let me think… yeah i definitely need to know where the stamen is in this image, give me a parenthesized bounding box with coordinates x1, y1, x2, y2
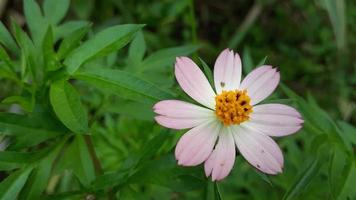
(215, 90, 252, 126)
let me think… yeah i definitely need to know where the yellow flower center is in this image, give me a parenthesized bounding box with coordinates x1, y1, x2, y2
(215, 90, 253, 126)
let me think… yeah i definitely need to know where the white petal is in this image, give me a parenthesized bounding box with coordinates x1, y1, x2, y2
(214, 49, 242, 94)
(232, 125, 284, 174)
(240, 66, 280, 105)
(154, 116, 213, 130)
(204, 127, 236, 181)
(175, 121, 221, 166)
(244, 104, 303, 136)
(175, 57, 216, 109)
(154, 100, 214, 118)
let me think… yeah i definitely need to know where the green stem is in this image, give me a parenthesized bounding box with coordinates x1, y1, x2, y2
(84, 135, 102, 175)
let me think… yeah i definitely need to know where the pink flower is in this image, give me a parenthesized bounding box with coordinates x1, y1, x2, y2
(153, 49, 304, 181)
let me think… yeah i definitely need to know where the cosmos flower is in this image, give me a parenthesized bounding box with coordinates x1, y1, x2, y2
(153, 49, 304, 181)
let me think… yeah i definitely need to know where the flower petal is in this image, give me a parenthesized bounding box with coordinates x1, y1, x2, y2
(232, 125, 284, 174)
(204, 127, 236, 181)
(244, 104, 303, 136)
(154, 116, 212, 130)
(252, 104, 302, 118)
(214, 49, 242, 94)
(154, 100, 214, 119)
(175, 57, 216, 109)
(175, 121, 221, 166)
(240, 65, 280, 105)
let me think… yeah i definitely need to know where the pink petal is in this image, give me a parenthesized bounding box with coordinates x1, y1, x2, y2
(244, 104, 303, 136)
(204, 127, 236, 181)
(175, 121, 220, 166)
(240, 65, 272, 89)
(175, 57, 216, 109)
(154, 100, 214, 118)
(154, 116, 212, 130)
(214, 49, 242, 94)
(232, 125, 284, 174)
(252, 104, 302, 118)
(244, 122, 302, 137)
(250, 114, 303, 126)
(240, 66, 280, 105)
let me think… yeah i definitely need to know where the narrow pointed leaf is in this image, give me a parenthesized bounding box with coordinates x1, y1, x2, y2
(74, 67, 174, 104)
(0, 113, 64, 148)
(64, 24, 143, 74)
(44, 0, 70, 25)
(49, 80, 88, 134)
(57, 24, 91, 60)
(23, 0, 47, 46)
(0, 167, 33, 200)
(0, 22, 19, 55)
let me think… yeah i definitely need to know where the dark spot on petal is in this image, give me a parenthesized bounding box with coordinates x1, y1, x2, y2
(257, 164, 260, 168)
(220, 82, 225, 87)
(240, 101, 246, 106)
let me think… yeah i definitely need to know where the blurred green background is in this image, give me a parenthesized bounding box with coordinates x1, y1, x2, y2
(0, 0, 355, 199)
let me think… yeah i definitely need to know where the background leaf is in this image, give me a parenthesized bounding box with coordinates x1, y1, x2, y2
(0, 22, 19, 55)
(43, 0, 70, 25)
(55, 135, 96, 186)
(50, 80, 88, 134)
(0, 167, 33, 200)
(23, 0, 47, 46)
(74, 67, 174, 104)
(64, 24, 143, 74)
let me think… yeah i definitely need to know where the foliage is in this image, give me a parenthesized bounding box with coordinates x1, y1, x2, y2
(0, 0, 355, 199)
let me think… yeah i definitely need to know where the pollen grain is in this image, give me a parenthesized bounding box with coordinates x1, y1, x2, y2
(215, 90, 252, 126)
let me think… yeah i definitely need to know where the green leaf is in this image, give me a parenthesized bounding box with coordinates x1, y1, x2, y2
(54, 20, 90, 41)
(139, 130, 172, 162)
(19, 142, 64, 200)
(91, 171, 128, 190)
(257, 56, 268, 66)
(11, 20, 40, 82)
(0, 147, 52, 164)
(74, 67, 174, 104)
(0, 22, 19, 55)
(1, 96, 32, 113)
(199, 57, 214, 88)
(0, 68, 17, 81)
(106, 101, 154, 121)
(43, 0, 70, 25)
(282, 159, 320, 200)
(328, 146, 352, 199)
(128, 31, 146, 62)
(64, 24, 144, 74)
(242, 47, 253, 74)
(282, 140, 329, 200)
(23, 0, 47, 46)
(0, 45, 14, 69)
(337, 160, 356, 199)
(56, 135, 96, 186)
(49, 80, 88, 134)
(214, 182, 224, 200)
(0, 113, 64, 148)
(0, 167, 33, 200)
(57, 23, 91, 60)
(321, 0, 346, 50)
(42, 26, 61, 71)
(338, 121, 356, 148)
(128, 155, 205, 192)
(140, 45, 199, 71)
